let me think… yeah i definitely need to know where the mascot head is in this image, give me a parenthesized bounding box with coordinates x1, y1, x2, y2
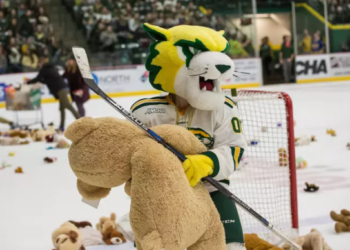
(143, 23, 234, 111)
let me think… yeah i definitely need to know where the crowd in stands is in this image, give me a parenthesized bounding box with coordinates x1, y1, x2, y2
(0, 0, 64, 74)
(65, 0, 228, 52)
(327, 0, 350, 24)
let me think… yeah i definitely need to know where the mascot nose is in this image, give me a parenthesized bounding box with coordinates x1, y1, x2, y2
(215, 64, 231, 74)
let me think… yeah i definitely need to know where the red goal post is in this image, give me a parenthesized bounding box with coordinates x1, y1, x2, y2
(225, 89, 299, 244)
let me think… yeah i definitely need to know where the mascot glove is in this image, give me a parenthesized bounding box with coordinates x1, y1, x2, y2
(182, 154, 214, 187)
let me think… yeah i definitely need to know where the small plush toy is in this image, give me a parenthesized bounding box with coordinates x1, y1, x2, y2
(102, 225, 126, 245)
(295, 135, 311, 146)
(1, 137, 20, 146)
(261, 127, 268, 132)
(69, 221, 104, 246)
(296, 157, 307, 169)
(279, 148, 288, 167)
(326, 129, 336, 137)
(304, 182, 319, 192)
(7, 130, 29, 138)
(56, 138, 70, 148)
(15, 167, 23, 173)
(244, 234, 283, 250)
(282, 228, 332, 250)
(44, 157, 57, 163)
(65, 117, 226, 250)
(330, 209, 350, 229)
(311, 136, 316, 142)
(0, 162, 11, 170)
(96, 213, 126, 245)
(346, 143, 350, 150)
(334, 222, 350, 233)
(52, 222, 85, 250)
(45, 134, 57, 143)
(96, 213, 117, 234)
(9, 152, 15, 156)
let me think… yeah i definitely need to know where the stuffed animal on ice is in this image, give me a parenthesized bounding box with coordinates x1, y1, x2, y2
(330, 209, 350, 233)
(52, 222, 85, 250)
(244, 234, 283, 250)
(281, 229, 332, 250)
(65, 117, 226, 250)
(96, 213, 126, 245)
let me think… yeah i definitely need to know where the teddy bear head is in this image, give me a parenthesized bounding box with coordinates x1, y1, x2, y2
(102, 226, 126, 245)
(64, 117, 206, 200)
(52, 222, 83, 250)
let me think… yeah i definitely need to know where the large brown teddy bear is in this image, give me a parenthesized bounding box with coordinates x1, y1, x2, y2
(65, 117, 226, 250)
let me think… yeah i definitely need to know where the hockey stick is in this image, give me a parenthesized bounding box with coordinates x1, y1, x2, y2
(72, 47, 301, 250)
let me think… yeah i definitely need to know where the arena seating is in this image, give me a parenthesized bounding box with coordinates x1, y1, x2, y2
(0, 0, 63, 74)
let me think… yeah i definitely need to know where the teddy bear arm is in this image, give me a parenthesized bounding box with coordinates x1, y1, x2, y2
(77, 179, 111, 200)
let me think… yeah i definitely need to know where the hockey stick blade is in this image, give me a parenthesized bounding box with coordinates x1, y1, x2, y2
(72, 47, 301, 250)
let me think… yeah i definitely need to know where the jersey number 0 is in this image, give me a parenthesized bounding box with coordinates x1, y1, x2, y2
(231, 117, 242, 134)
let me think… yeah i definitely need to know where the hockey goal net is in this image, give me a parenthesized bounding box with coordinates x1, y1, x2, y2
(224, 89, 299, 245)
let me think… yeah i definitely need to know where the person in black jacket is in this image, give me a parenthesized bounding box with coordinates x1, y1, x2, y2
(27, 62, 80, 131)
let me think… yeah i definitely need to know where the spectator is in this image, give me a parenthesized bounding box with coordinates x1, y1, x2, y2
(93, 0, 103, 14)
(18, 9, 34, 37)
(260, 37, 272, 81)
(279, 35, 294, 83)
(8, 8, 17, 22)
(62, 58, 90, 117)
(311, 32, 325, 54)
(85, 17, 95, 40)
(128, 13, 141, 33)
(9, 18, 18, 35)
(7, 37, 22, 73)
(38, 47, 50, 65)
(22, 48, 39, 72)
(241, 35, 254, 56)
(334, 5, 346, 24)
(300, 29, 311, 54)
(102, 0, 115, 12)
(227, 33, 248, 59)
(115, 15, 131, 43)
(34, 24, 45, 43)
(89, 21, 105, 51)
(0, 11, 8, 32)
(215, 16, 226, 31)
(0, 44, 7, 74)
(100, 25, 117, 51)
(27, 62, 80, 131)
(18, 4, 26, 18)
(37, 6, 49, 25)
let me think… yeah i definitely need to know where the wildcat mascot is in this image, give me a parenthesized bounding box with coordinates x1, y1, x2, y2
(130, 23, 247, 250)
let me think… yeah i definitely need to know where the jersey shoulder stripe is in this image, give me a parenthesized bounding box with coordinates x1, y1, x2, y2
(224, 96, 237, 109)
(131, 96, 168, 112)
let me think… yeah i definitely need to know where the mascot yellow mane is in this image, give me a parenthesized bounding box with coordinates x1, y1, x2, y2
(143, 23, 235, 111)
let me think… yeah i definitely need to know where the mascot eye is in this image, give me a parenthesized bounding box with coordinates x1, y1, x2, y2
(189, 47, 201, 55)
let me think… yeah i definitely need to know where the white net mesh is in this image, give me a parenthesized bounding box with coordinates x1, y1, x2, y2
(224, 89, 298, 245)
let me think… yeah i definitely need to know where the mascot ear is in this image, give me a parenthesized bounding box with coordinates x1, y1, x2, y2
(218, 30, 225, 37)
(143, 23, 171, 41)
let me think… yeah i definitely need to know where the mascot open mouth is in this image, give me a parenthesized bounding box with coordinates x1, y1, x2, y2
(199, 77, 216, 91)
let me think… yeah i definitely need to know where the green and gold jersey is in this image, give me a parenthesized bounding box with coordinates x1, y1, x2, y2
(130, 94, 247, 192)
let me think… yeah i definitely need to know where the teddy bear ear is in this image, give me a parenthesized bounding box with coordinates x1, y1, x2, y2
(77, 179, 111, 200)
(64, 117, 99, 143)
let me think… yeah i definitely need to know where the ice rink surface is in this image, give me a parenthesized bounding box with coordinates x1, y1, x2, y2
(0, 81, 349, 250)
